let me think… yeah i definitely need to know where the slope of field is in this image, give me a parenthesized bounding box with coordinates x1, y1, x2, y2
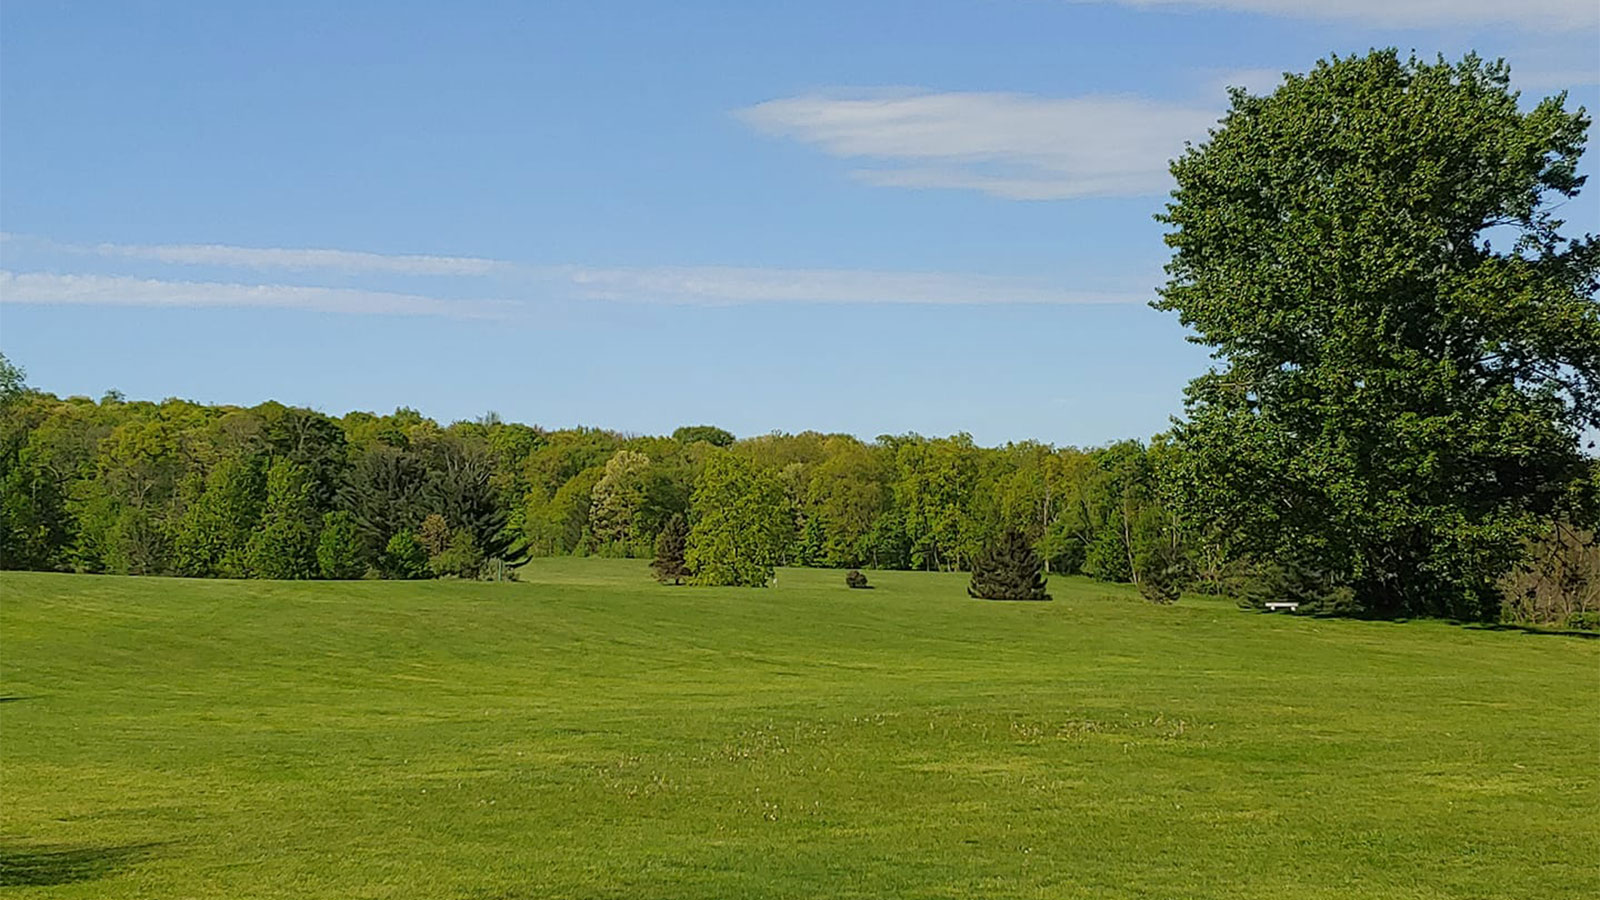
(1, 561, 1595, 898)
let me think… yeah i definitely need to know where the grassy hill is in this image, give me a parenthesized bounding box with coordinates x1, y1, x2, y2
(2, 560, 1595, 898)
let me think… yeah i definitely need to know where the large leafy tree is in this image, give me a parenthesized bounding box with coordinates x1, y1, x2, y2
(1157, 52, 1599, 619)
(686, 450, 793, 586)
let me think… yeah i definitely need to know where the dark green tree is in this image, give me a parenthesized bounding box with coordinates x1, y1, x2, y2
(1157, 51, 1599, 620)
(672, 425, 735, 447)
(651, 513, 690, 584)
(340, 444, 428, 561)
(423, 440, 528, 566)
(967, 530, 1051, 601)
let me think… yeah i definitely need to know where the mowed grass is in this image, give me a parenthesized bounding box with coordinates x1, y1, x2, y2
(1, 560, 1596, 899)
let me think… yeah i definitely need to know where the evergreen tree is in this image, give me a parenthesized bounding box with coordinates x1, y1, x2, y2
(424, 441, 528, 566)
(967, 530, 1051, 601)
(651, 513, 690, 584)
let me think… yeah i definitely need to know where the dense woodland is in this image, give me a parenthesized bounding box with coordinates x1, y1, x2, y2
(3, 51, 1598, 628)
(0, 370, 1184, 587)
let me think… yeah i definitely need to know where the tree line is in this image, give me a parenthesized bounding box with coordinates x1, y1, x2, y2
(0, 364, 1186, 588)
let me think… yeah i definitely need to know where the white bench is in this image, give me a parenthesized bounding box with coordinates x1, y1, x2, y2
(1264, 601, 1300, 612)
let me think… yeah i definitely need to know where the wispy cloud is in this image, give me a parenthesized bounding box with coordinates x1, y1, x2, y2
(559, 265, 1150, 305)
(4, 234, 1158, 309)
(736, 90, 1219, 199)
(0, 271, 509, 318)
(1065, 0, 1597, 30)
(88, 241, 508, 276)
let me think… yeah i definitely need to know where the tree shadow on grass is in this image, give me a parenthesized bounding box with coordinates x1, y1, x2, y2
(0, 842, 162, 887)
(1461, 622, 1599, 640)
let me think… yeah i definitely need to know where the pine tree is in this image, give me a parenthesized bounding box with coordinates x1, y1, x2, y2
(968, 530, 1051, 601)
(651, 513, 690, 584)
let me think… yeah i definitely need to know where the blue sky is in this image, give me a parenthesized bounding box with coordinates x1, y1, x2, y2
(2, 0, 1596, 446)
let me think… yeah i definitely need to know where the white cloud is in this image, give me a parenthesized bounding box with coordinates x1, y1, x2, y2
(0, 271, 508, 318)
(89, 241, 507, 276)
(5, 236, 1159, 308)
(1067, 0, 1597, 30)
(737, 90, 1219, 200)
(558, 264, 1150, 305)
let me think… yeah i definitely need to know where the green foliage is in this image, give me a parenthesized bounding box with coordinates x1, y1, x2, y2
(0, 351, 25, 408)
(1157, 51, 1599, 620)
(895, 434, 980, 571)
(172, 456, 264, 577)
(429, 527, 484, 579)
(379, 529, 429, 580)
(316, 511, 366, 580)
(104, 505, 168, 575)
(0, 446, 73, 571)
(651, 513, 690, 584)
(341, 444, 428, 562)
(589, 449, 653, 552)
(1224, 560, 1356, 615)
(686, 451, 792, 586)
(424, 439, 526, 565)
(967, 529, 1051, 601)
(672, 424, 735, 447)
(418, 513, 451, 558)
(246, 459, 319, 580)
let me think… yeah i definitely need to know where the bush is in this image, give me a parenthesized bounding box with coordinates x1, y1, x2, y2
(845, 569, 869, 589)
(379, 530, 429, 579)
(429, 528, 484, 579)
(1137, 569, 1183, 605)
(1565, 611, 1600, 631)
(418, 513, 451, 558)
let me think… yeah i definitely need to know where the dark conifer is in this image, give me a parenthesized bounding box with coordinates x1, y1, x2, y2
(652, 514, 691, 584)
(968, 530, 1051, 601)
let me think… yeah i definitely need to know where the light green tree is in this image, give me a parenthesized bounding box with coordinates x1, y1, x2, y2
(246, 459, 319, 579)
(686, 450, 793, 586)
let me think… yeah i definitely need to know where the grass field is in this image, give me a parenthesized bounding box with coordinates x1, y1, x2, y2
(1, 560, 1596, 898)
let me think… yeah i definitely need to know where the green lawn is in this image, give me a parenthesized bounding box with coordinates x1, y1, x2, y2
(1, 560, 1595, 898)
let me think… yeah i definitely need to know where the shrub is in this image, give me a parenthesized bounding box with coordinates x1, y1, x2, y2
(1137, 568, 1183, 605)
(379, 530, 429, 579)
(845, 569, 869, 589)
(418, 513, 451, 558)
(429, 528, 484, 579)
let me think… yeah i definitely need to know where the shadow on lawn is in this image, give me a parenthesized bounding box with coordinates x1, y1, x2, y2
(1462, 622, 1600, 640)
(0, 842, 162, 887)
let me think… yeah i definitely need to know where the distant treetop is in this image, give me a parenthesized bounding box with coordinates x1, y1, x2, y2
(673, 425, 735, 447)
